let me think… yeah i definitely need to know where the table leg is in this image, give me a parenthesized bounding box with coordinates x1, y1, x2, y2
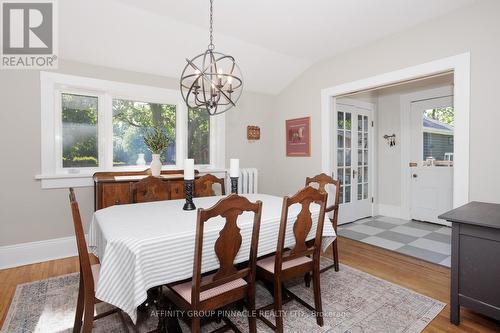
(155, 287, 182, 333)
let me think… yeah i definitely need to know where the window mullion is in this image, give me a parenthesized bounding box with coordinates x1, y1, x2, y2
(176, 102, 188, 169)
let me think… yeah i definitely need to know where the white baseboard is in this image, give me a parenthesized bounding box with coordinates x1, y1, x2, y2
(0, 236, 78, 270)
(377, 204, 405, 219)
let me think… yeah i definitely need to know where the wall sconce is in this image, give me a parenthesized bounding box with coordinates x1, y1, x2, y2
(383, 134, 396, 147)
(247, 126, 260, 141)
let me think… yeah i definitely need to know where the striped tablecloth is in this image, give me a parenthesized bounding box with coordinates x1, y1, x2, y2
(88, 193, 336, 323)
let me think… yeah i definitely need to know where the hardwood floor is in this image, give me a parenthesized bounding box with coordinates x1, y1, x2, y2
(1, 237, 499, 332)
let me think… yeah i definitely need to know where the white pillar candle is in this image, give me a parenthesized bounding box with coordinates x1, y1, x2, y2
(184, 159, 195, 180)
(230, 158, 239, 178)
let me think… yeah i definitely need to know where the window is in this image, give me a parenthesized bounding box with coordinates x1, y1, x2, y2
(422, 107, 454, 162)
(39, 72, 225, 188)
(62, 93, 99, 168)
(113, 99, 176, 167)
(188, 108, 210, 165)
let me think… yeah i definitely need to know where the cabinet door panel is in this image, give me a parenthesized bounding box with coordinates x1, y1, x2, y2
(170, 181, 185, 200)
(101, 183, 131, 208)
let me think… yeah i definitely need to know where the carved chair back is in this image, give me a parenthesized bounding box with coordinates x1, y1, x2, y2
(194, 174, 226, 197)
(69, 188, 94, 295)
(305, 173, 340, 230)
(191, 194, 262, 306)
(131, 176, 170, 203)
(275, 186, 327, 274)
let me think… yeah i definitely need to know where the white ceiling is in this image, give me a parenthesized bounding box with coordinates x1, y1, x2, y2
(59, 0, 476, 94)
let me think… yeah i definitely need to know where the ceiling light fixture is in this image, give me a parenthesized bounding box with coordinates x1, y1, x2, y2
(180, 0, 243, 116)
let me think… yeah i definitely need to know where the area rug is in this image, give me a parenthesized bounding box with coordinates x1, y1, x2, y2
(1, 259, 445, 332)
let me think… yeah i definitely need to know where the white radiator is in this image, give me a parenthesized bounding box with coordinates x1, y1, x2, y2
(227, 168, 258, 194)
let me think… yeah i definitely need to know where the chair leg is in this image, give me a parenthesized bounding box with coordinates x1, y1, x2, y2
(304, 272, 311, 288)
(332, 240, 339, 272)
(82, 295, 95, 333)
(274, 278, 284, 333)
(247, 283, 257, 333)
(73, 276, 84, 333)
(312, 266, 324, 327)
(191, 315, 201, 333)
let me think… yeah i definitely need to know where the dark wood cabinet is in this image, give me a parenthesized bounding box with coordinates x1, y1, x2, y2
(439, 202, 500, 325)
(93, 169, 197, 210)
(169, 181, 186, 200)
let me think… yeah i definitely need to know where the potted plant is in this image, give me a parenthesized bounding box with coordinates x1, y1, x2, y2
(143, 126, 171, 176)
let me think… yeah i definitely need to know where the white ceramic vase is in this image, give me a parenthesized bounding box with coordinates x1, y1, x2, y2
(150, 154, 162, 176)
(136, 153, 146, 166)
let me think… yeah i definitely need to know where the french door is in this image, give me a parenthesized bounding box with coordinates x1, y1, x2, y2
(335, 102, 373, 224)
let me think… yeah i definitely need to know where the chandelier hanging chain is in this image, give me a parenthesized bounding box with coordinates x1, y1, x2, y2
(208, 0, 214, 50)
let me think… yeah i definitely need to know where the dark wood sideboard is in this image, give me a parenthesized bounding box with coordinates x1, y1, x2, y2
(93, 169, 199, 210)
(439, 202, 500, 325)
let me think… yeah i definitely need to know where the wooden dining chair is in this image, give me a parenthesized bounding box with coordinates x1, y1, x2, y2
(193, 174, 226, 197)
(165, 194, 262, 333)
(130, 175, 170, 203)
(69, 188, 130, 333)
(256, 186, 327, 332)
(306, 173, 341, 272)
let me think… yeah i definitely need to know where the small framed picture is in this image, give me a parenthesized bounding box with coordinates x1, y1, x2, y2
(286, 117, 310, 157)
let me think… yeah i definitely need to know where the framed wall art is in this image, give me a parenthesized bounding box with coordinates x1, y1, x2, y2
(286, 116, 310, 157)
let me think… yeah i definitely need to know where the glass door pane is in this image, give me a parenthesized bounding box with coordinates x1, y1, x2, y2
(336, 110, 352, 204)
(356, 115, 369, 201)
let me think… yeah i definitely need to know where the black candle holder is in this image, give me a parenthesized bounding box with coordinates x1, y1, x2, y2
(230, 177, 238, 194)
(183, 179, 196, 210)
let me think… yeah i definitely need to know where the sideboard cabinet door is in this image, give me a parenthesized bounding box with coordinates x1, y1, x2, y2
(169, 181, 185, 200)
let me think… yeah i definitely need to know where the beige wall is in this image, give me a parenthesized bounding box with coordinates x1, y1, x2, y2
(0, 60, 273, 246)
(268, 0, 500, 206)
(226, 94, 275, 193)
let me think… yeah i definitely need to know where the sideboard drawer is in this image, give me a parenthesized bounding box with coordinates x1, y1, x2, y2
(101, 183, 131, 208)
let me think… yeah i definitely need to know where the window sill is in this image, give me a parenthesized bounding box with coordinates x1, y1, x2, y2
(35, 166, 228, 189)
(35, 173, 95, 189)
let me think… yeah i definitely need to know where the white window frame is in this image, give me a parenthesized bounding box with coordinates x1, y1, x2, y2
(37, 72, 225, 188)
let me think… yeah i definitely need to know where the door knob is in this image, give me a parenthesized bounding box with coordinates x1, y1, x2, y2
(412, 174, 418, 178)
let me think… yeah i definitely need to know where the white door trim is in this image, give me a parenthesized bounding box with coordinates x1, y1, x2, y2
(400, 86, 453, 219)
(321, 53, 470, 210)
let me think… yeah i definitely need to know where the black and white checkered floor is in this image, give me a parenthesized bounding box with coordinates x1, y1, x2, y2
(338, 216, 451, 267)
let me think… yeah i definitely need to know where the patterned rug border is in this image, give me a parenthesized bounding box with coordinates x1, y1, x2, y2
(327, 262, 446, 333)
(1, 272, 80, 333)
(1, 260, 446, 333)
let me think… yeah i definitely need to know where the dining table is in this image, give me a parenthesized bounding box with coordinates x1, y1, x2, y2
(88, 193, 336, 325)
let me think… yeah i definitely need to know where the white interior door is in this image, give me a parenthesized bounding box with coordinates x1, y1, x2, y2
(335, 102, 373, 224)
(409, 96, 453, 225)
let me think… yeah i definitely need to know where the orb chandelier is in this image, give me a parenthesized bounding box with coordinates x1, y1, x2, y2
(180, 0, 243, 116)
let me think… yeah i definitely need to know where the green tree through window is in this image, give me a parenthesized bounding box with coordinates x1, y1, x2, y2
(112, 99, 176, 166)
(62, 93, 99, 168)
(188, 108, 210, 164)
(424, 107, 454, 126)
